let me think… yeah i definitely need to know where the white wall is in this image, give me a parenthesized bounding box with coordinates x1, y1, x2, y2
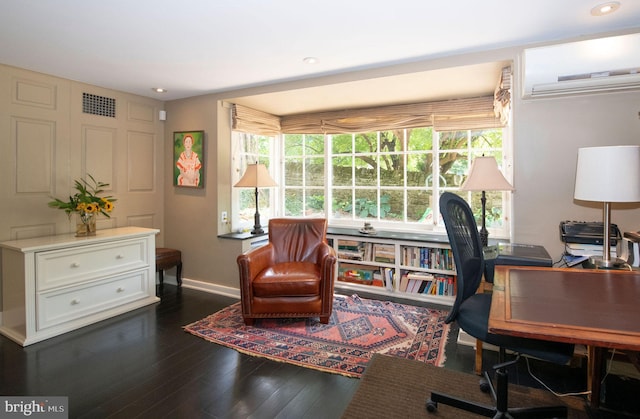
(513, 90, 640, 259)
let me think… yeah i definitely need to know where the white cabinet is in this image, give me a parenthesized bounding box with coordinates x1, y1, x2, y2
(327, 228, 457, 306)
(0, 227, 160, 346)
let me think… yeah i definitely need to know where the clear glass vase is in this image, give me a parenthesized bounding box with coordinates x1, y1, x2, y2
(75, 212, 97, 236)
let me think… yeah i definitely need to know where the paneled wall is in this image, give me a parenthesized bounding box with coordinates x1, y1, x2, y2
(0, 64, 166, 308)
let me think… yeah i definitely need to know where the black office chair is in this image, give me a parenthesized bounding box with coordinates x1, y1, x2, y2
(426, 192, 575, 418)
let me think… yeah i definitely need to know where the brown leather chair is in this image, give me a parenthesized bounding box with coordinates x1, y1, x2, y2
(236, 218, 337, 325)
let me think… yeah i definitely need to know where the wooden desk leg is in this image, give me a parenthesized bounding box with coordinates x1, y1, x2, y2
(475, 339, 483, 375)
(588, 346, 605, 409)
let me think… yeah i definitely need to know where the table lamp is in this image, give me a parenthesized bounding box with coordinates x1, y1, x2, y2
(460, 156, 514, 247)
(234, 163, 278, 234)
(574, 145, 640, 269)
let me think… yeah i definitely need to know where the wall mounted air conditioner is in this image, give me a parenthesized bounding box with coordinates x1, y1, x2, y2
(529, 70, 640, 97)
(522, 33, 640, 99)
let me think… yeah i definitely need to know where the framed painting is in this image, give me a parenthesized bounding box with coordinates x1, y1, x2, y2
(173, 130, 204, 188)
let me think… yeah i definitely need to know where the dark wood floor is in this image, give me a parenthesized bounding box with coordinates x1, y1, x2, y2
(1, 284, 638, 418)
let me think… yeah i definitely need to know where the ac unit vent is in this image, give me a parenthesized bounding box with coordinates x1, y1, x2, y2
(82, 93, 116, 118)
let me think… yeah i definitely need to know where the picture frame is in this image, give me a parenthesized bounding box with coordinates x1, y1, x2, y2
(173, 130, 204, 188)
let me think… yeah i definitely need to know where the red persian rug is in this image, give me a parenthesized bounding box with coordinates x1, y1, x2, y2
(183, 294, 450, 378)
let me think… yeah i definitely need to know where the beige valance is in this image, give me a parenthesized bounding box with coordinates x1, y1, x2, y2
(232, 72, 510, 136)
(232, 104, 281, 136)
(493, 66, 512, 125)
(280, 96, 502, 134)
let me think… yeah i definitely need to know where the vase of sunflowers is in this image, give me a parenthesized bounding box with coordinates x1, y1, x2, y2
(48, 174, 116, 237)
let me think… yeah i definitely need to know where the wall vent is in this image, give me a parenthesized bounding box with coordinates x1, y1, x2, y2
(82, 93, 116, 118)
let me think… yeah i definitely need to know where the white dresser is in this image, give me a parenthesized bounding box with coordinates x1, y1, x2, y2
(0, 227, 160, 346)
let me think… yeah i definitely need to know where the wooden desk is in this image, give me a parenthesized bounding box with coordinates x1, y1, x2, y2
(489, 265, 640, 408)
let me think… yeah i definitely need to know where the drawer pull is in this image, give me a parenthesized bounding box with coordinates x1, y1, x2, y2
(70, 299, 80, 305)
(116, 254, 124, 259)
(71, 262, 80, 268)
(117, 287, 125, 293)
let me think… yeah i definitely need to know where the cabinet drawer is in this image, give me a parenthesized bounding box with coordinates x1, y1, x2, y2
(37, 270, 150, 330)
(36, 238, 149, 290)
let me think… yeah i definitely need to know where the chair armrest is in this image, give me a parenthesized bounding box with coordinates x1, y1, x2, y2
(237, 244, 275, 282)
(315, 242, 337, 281)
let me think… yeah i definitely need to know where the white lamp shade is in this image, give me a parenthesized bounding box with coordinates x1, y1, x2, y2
(234, 163, 278, 188)
(460, 156, 514, 191)
(574, 146, 640, 203)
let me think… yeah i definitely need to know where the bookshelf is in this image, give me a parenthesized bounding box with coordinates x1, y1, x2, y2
(327, 227, 457, 306)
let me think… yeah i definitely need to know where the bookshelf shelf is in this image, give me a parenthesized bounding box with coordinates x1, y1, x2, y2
(327, 227, 457, 306)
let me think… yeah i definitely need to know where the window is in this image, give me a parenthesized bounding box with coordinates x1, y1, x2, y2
(231, 132, 278, 232)
(279, 127, 510, 237)
(232, 127, 510, 237)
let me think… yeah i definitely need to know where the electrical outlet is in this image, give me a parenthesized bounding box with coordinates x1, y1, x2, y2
(221, 211, 228, 223)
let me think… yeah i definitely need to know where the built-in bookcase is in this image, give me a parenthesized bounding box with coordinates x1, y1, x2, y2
(327, 227, 457, 306)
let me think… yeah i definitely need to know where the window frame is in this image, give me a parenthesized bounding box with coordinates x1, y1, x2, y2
(231, 126, 513, 241)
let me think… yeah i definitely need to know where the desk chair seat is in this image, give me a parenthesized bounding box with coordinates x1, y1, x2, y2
(155, 248, 182, 286)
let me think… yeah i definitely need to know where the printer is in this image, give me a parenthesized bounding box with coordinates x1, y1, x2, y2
(560, 221, 621, 246)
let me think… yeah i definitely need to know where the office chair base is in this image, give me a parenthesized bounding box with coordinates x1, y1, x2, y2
(427, 392, 568, 418)
(427, 366, 568, 418)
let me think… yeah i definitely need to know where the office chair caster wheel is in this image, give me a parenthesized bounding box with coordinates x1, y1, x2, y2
(426, 399, 437, 412)
(479, 377, 491, 393)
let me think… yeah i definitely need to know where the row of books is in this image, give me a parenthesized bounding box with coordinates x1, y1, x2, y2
(337, 264, 395, 291)
(401, 246, 454, 271)
(398, 271, 456, 296)
(337, 240, 396, 264)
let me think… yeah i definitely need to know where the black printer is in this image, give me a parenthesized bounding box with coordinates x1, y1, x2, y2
(560, 221, 621, 246)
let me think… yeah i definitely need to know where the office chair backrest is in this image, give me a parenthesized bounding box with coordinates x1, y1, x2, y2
(439, 192, 485, 324)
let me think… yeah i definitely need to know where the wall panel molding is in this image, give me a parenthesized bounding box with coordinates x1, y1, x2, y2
(82, 125, 116, 190)
(127, 130, 155, 192)
(12, 77, 57, 109)
(13, 117, 54, 194)
(128, 101, 155, 123)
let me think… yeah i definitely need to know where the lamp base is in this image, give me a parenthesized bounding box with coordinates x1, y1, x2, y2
(250, 227, 264, 235)
(587, 256, 629, 270)
(479, 229, 489, 248)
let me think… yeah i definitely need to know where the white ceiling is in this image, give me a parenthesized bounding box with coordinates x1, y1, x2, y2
(1, 0, 639, 114)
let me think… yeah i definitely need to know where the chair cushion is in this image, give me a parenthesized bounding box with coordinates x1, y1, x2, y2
(458, 293, 574, 365)
(252, 262, 321, 298)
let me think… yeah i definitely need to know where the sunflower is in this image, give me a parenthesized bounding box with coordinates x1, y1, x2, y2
(49, 174, 117, 218)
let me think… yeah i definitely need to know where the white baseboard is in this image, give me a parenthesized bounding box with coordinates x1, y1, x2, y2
(173, 276, 241, 299)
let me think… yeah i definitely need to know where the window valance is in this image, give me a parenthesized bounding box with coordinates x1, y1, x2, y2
(494, 66, 512, 125)
(231, 67, 511, 135)
(280, 96, 503, 133)
(232, 104, 281, 136)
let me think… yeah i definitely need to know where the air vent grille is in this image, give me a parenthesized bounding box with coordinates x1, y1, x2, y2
(82, 93, 116, 118)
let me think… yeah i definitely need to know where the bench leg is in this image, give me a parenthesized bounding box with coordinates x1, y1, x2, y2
(158, 270, 164, 285)
(176, 262, 182, 286)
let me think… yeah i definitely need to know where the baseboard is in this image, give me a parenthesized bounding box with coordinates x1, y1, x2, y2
(177, 276, 241, 299)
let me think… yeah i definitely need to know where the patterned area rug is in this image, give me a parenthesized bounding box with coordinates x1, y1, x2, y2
(183, 294, 450, 378)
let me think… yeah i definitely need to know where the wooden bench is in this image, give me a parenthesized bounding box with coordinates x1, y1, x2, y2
(155, 248, 182, 286)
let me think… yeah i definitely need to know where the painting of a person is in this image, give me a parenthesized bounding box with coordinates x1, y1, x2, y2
(176, 134, 202, 186)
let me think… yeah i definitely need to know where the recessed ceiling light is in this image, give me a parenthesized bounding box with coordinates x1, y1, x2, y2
(152, 87, 167, 93)
(303, 57, 318, 64)
(591, 1, 620, 16)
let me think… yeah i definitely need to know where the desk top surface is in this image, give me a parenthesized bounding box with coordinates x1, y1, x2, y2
(489, 265, 640, 350)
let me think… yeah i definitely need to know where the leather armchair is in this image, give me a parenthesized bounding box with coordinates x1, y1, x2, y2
(236, 218, 337, 325)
